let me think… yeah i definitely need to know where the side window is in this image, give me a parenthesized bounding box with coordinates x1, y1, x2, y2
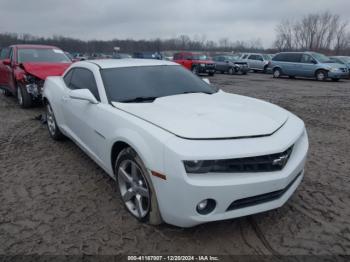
(272, 53, 283, 61)
(301, 54, 313, 64)
(9, 48, 14, 61)
(184, 54, 192, 60)
(0, 48, 10, 59)
(174, 54, 181, 60)
(248, 55, 255, 60)
(69, 68, 100, 101)
(257, 55, 263, 61)
(63, 69, 74, 86)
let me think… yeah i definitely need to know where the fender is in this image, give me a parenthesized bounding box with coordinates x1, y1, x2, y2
(108, 127, 169, 177)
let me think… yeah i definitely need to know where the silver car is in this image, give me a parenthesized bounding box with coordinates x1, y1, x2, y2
(244, 53, 271, 73)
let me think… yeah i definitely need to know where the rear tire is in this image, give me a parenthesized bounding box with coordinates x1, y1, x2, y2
(316, 70, 327, 81)
(115, 147, 163, 225)
(17, 84, 32, 108)
(228, 68, 234, 75)
(331, 78, 340, 82)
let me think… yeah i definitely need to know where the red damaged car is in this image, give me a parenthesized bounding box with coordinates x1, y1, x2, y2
(0, 44, 71, 108)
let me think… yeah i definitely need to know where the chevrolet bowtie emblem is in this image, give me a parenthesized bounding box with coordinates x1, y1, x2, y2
(272, 155, 289, 167)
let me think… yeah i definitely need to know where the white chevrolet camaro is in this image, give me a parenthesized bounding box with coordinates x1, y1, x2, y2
(43, 59, 308, 227)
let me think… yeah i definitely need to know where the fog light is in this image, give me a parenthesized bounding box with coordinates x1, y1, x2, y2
(197, 200, 208, 210)
(196, 199, 216, 215)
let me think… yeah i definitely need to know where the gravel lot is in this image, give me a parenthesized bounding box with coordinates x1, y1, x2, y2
(0, 73, 349, 256)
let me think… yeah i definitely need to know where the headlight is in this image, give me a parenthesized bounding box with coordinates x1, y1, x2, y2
(330, 68, 340, 72)
(183, 160, 214, 174)
(23, 74, 36, 83)
(200, 63, 206, 67)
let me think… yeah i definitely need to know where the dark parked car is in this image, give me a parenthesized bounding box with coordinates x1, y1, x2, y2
(212, 55, 249, 75)
(133, 52, 162, 60)
(113, 53, 132, 59)
(271, 52, 349, 81)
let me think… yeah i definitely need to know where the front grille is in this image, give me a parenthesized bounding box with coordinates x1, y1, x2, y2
(209, 146, 293, 173)
(205, 64, 216, 69)
(226, 172, 301, 211)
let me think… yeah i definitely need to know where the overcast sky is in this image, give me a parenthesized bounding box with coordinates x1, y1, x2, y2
(0, 0, 349, 48)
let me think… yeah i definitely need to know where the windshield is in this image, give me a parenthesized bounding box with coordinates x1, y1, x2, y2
(339, 56, 350, 63)
(192, 55, 209, 60)
(226, 55, 240, 61)
(262, 54, 271, 60)
(18, 48, 71, 63)
(311, 53, 333, 63)
(101, 65, 218, 103)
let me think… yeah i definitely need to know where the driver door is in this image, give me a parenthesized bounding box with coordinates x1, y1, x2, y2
(62, 67, 106, 163)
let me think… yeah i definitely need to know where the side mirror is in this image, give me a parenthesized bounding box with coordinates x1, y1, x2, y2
(69, 89, 98, 104)
(311, 59, 317, 64)
(202, 78, 210, 85)
(225, 60, 230, 63)
(3, 59, 11, 66)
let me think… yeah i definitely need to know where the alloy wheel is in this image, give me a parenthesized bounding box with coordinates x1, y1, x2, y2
(317, 71, 325, 81)
(118, 159, 150, 219)
(46, 104, 57, 136)
(273, 69, 281, 78)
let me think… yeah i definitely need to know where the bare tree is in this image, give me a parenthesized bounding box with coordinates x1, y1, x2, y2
(274, 12, 349, 54)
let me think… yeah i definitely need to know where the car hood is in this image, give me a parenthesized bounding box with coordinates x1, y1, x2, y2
(192, 60, 215, 64)
(21, 62, 71, 80)
(322, 62, 346, 69)
(112, 91, 289, 139)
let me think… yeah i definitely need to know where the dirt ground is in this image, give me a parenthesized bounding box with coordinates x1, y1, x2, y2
(0, 73, 349, 256)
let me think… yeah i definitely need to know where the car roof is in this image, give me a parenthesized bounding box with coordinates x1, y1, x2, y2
(78, 58, 177, 69)
(10, 44, 61, 49)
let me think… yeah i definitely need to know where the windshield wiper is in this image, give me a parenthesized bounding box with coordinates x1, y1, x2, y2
(181, 91, 213, 95)
(119, 96, 158, 103)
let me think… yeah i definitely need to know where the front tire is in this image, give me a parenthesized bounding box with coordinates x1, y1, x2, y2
(46, 103, 64, 140)
(115, 147, 162, 225)
(17, 85, 32, 108)
(331, 78, 340, 82)
(316, 70, 327, 81)
(273, 68, 282, 78)
(228, 67, 234, 75)
(191, 66, 198, 75)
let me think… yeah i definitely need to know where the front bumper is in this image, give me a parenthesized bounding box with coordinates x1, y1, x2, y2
(152, 114, 308, 227)
(198, 64, 216, 74)
(235, 64, 250, 73)
(328, 70, 349, 79)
